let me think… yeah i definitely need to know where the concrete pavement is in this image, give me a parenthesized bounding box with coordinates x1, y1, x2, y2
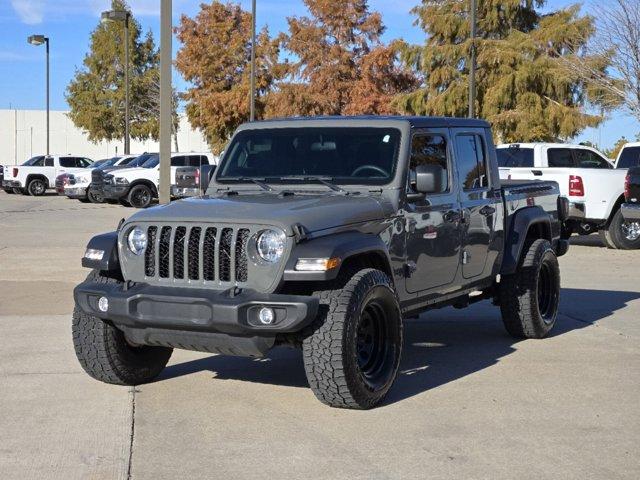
(1, 192, 638, 479)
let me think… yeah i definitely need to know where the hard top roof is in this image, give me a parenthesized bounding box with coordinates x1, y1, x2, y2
(242, 115, 490, 129)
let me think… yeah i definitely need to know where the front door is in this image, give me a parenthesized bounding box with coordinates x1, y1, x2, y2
(452, 130, 498, 279)
(405, 129, 462, 293)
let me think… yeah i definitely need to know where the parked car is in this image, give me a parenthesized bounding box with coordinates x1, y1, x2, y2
(171, 164, 217, 199)
(102, 152, 216, 208)
(2, 155, 94, 196)
(65, 155, 139, 202)
(620, 167, 640, 245)
(88, 154, 149, 204)
(73, 116, 569, 410)
(614, 142, 640, 169)
(497, 143, 633, 248)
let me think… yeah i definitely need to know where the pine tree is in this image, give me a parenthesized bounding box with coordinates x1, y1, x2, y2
(175, 1, 280, 153)
(397, 0, 612, 142)
(66, 0, 164, 143)
(268, 0, 418, 117)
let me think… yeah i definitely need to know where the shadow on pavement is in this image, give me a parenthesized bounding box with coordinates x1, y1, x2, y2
(569, 234, 606, 248)
(159, 287, 640, 405)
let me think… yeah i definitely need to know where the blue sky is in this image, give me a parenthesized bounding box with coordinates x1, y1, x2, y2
(0, 0, 637, 150)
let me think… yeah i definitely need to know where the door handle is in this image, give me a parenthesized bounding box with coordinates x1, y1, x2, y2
(532, 170, 543, 176)
(479, 205, 496, 217)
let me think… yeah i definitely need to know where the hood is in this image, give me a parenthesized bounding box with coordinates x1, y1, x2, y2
(126, 193, 390, 235)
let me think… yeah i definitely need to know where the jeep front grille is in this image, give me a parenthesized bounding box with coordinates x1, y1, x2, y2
(143, 224, 252, 284)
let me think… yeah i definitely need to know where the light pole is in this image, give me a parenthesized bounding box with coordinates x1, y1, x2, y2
(159, 0, 172, 205)
(27, 34, 49, 155)
(250, 0, 256, 121)
(101, 9, 131, 154)
(469, 0, 477, 119)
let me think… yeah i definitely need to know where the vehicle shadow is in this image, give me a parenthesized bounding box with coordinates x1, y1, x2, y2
(158, 287, 640, 405)
(569, 234, 606, 248)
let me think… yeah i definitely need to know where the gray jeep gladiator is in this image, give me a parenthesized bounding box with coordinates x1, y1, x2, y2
(73, 117, 569, 409)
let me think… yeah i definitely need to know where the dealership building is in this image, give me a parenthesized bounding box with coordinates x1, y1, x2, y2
(0, 109, 210, 165)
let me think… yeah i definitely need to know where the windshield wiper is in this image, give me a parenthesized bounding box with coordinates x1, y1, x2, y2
(280, 176, 348, 194)
(224, 177, 274, 192)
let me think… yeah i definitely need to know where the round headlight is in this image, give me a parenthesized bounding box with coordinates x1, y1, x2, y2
(256, 230, 286, 263)
(127, 226, 148, 255)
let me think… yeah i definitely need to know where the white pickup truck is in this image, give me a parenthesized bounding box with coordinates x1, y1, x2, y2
(102, 152, 217, 208)
(2, 155, 94, 196)
(497, 143, 637, 249)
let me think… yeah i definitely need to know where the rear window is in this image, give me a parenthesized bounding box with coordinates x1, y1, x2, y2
(617, 146, 640, 169)
(497, 148, 534, 168)
(23, 156, 45, 166)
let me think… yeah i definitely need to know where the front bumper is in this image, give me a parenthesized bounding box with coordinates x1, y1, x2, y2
(65, 186, 88, 199)
(103, 183, 130, 200)
(74, 280, 319, 355)
(171, 186, 201, 198)
(621, 203, 640, 221)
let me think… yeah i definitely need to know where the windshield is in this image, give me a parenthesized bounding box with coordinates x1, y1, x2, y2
(216, 127, 401, 186)
(22, 156, 45, 166)
(141, 154, 160, 169)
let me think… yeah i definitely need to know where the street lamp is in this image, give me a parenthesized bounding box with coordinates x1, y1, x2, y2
(27, 34, 49, 155)
(101, 9, 131, 154)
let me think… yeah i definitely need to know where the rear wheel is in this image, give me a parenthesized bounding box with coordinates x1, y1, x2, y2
(27, 178, 47, 196)
(302, 269, 402, 409)
(72, 270, 173, 385)
(499, 239, 560, 339)
(606, 209, 640, 250)
(127, 184, 153, 209)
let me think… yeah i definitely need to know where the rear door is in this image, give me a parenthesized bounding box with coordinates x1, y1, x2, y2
(453, 129, 499, 279)
(404, 129, 462, 293)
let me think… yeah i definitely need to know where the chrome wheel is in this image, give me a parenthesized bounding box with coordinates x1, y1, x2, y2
(621, 221, 640, 241)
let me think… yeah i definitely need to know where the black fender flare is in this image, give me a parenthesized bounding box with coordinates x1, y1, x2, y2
(81, 231, 121, 273)
(283, 231, 392, 281)
(501, 206, 552, 275)
(26, 174, 49, 188)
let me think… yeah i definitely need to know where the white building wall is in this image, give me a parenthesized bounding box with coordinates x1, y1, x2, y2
(0, 109, 210, 165)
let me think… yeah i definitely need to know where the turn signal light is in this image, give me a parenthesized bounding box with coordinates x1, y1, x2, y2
(295, 257, 341, 272)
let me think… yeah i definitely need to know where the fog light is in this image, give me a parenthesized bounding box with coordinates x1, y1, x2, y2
(84, 248, 105, 261)
(98, 297, 109, 312)
(258, 307, 275, 325)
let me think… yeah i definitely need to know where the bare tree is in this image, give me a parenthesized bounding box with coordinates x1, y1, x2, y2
(565, 0, 640, 121)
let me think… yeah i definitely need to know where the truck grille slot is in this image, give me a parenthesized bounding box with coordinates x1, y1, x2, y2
(159, 226, 172, 278)
(143, 224, 254, 286)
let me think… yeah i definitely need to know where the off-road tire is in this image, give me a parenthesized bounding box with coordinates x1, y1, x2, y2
(302, 268, 402, 409)
(606, 209, 640, 250)
(127, 184, 153, 209)
(72, 270, 173, 385)
(27, 178, 47, 196)
(499, 239, 560, 339)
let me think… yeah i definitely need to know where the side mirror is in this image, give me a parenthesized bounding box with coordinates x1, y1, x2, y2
(414, 164, 446, 194)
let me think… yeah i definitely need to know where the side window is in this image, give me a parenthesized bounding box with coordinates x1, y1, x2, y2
(44, 157, 54, 167)
(31, 157, 45, 167)
(455, 134, 487, 190)
(574, 149, 611, 169)
(171, 156, 187, 167)
(78, 158, 92, 168)
(59, 157, 75, 168)
(409, 134, 449, 192)
(496, 148, 534, 167)
(617, 147, 640, 169)
(547, 149, 575, 168)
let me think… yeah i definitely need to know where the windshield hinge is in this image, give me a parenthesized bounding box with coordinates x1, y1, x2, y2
(292, 223, 309, 243)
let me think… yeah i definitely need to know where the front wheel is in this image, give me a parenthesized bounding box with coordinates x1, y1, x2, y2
(302, 269, 403, 409)
(606, 209, 640, 250)
(499, 239, 560, 339)
(87, 189, 104, 204)
(72, 270, 173, 385)
(27, 178, 47, 196)
(127, 184, 154, 209)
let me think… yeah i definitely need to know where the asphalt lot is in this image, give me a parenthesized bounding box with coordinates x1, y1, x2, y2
(0, 191, 638, 480)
